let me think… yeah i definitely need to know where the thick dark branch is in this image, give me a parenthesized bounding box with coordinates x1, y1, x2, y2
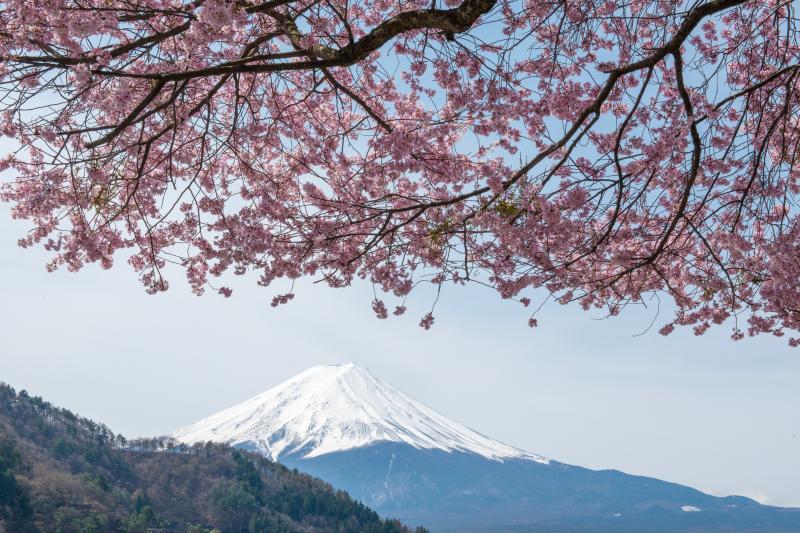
(94, 0, 497, 80)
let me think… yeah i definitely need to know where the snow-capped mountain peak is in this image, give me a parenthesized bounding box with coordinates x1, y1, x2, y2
(171, 362, 548, 463)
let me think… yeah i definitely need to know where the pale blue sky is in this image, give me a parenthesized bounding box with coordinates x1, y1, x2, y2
(0, 196, 798, 507)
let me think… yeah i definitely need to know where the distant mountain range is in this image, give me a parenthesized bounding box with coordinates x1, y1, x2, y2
(173, 363, 800, 532)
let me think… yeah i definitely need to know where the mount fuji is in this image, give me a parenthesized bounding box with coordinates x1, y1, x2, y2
(172, 363, 800, 532)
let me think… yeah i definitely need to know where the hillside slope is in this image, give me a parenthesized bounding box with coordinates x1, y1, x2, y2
(0, 382, 427, 533)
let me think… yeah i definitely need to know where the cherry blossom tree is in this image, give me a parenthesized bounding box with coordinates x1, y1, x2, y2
(1, 0, 799, 342)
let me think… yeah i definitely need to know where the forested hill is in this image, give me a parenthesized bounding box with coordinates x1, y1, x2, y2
(0, 383, 428, 533)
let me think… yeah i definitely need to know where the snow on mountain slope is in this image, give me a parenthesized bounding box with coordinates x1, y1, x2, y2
(172, 363, 548, 463)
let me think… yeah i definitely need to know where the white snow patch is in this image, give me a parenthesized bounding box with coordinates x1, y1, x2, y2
(172, 363, 549, 464)
(384, 453, 395, 490)
(681, 506, 702, 512)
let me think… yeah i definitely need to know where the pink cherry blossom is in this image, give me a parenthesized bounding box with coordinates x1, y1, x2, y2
(1, 0, 799, 341)
(372, 299, 389, 319)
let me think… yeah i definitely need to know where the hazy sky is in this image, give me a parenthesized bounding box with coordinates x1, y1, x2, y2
(1, 200, 798, 508)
